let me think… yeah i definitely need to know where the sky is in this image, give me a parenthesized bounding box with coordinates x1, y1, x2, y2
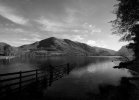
(0, 0, 128, 51)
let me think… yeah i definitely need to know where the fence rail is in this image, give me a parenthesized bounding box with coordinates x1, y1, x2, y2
(0, 63, 74, 98)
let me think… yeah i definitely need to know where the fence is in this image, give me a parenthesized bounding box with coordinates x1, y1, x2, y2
(0, 63, 74, 98)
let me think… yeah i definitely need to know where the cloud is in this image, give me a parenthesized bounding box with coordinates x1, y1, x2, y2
(72, 35, 84, 41)
(36, 16, 101, 36)
(12, 34, 42, 46)
(87, 40, 96, 46)
(36, 17, 78, 33)
(0, 5, 28, 25)
(0, 27, 42, 41)
(30, 33, 42, 41)
(87, 40, 107, 48)
(36, 17, 67, 32)
(64, 8, 80, 24)
(0, 39, 31, 46)
(4, 28, 27, 33)
(19, 37, 40, 43)
(82, 23, 101, 34)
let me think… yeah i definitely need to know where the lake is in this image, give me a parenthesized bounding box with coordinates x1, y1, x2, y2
(0, 56, 133, 100)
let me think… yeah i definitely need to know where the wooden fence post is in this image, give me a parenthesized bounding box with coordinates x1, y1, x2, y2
(36, 70, 38, 82)
(67, 63, 70, 74)
(19, 71, 22, 92)
(49, 65, 53, 86)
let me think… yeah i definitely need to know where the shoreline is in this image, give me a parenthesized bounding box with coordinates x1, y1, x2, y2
(0, 56, 15, 59)
(113, 59, 139, 74)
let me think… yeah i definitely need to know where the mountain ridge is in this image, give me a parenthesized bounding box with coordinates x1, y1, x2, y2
(0, 37, 116, 56)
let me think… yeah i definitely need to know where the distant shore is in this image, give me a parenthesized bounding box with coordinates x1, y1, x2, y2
(0, 55, 120, 59)
(0, 56, 15, 59)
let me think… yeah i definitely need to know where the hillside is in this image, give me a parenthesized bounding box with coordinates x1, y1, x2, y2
(116, 45, 134, 60)
(18, 37, 116, 56)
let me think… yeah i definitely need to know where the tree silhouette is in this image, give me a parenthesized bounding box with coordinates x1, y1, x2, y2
(3, 45, 11, 56)
(112, 0, 139, 62)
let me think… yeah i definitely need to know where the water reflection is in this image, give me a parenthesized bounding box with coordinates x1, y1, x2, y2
(0, 56, 133, 100)
(0, 56, 113, 73)
(70, 61, 131, 93)
(42, 57, 132, 100)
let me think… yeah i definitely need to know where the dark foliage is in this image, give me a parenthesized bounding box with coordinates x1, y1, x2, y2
(112, 0, 139, 62)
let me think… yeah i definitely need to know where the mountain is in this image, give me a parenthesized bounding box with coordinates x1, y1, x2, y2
(116, 45, 134, 60)
(18, 37, 116, 56)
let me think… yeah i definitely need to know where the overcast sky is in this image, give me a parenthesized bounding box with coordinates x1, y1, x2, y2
(0, 0, 128, 51)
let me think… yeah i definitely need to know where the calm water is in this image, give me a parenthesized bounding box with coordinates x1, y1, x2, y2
(0, 56, 132, 99)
